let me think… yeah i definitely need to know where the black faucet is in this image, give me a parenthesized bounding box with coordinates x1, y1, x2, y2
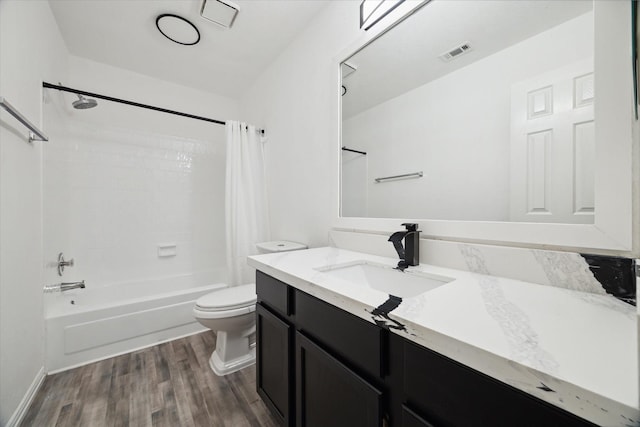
(388, 223, 420, 271)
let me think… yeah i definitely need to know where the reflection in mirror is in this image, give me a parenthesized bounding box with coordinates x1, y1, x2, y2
(341, 0, 595, 224)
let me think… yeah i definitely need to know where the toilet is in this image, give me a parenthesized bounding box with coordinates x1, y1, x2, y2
(193, 240, 307, 376)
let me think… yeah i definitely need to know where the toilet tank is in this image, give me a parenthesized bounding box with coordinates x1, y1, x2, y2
(255, 240, 307, 254)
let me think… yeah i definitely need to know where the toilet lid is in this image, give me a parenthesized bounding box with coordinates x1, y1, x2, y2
(256, 241, 307, 252)
(195, 283, 257, 311)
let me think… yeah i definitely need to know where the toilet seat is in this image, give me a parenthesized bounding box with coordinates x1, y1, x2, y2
(195, 283, 256, 313)
(193, 304, 255, 319)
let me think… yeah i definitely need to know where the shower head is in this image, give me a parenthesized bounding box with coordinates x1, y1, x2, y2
(72, 94, 98, 110)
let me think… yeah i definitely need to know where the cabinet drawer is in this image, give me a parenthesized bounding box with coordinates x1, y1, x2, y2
(256, 271, 291, 316)
(295, 290, 384, 378)
(403, 340, 596, 427)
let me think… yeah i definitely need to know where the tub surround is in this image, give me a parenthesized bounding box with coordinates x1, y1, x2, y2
(248, 247, 638, 427)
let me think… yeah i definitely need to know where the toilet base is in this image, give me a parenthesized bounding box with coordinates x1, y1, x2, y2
(209, 347, 256, 376)
(208, 329, 256, 376)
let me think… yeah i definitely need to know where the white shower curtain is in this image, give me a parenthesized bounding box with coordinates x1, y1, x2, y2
(225, 121, 270, 286)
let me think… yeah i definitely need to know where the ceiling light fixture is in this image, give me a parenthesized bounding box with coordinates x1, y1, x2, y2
(200, 0, 239, 29)
(156, 14, 201, 46)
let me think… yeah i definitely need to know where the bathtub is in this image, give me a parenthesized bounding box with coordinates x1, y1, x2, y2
(45, 274, 226, 373)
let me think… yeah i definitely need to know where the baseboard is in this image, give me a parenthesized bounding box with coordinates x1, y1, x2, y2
(6, 366, 46, 427)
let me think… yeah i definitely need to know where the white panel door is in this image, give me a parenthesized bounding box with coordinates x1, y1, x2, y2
(510, 59, 594, 223)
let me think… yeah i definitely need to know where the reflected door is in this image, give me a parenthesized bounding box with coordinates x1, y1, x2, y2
(510, 59, 595, 223)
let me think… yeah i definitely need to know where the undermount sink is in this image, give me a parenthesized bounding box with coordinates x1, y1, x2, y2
(315, 261, 453, 298)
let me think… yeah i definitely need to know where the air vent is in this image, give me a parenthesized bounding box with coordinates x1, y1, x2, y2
(439, 42, 472, 62)
(201, 0, 239, 29)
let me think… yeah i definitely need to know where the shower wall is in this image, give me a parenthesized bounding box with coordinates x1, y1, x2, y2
(42, 57, 239, 294)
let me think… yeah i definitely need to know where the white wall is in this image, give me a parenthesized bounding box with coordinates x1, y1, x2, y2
(341, 150, 368, 217)
(42, 57, 238, 296)
(239, 2, 362, 247)
(342, 13, 593, 221)
(0, 1, 69, 424)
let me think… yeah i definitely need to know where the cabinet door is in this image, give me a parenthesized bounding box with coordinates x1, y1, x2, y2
(256, 303, 292, 426)
(296, 331, 382, 427)
(402, 404, 436, 427)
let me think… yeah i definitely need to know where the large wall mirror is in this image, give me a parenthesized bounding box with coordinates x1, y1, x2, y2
(335, 0, 635, 253)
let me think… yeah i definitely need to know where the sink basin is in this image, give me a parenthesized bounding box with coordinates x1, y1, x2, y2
(316, 261, 453, 298)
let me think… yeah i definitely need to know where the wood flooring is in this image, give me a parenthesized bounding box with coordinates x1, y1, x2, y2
(20, 331, 280, 427)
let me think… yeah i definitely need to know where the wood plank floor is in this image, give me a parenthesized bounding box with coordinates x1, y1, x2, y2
(20, 331, 280, 427)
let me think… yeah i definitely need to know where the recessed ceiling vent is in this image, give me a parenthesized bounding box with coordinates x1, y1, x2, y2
(201, 0, 239, 29)
(439, 42, 472, 62)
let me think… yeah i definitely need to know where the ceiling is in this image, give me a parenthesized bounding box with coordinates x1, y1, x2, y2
(49, 0, 330, 98)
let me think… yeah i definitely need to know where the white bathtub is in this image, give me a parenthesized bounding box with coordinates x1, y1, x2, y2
(45, 274, 226, 373)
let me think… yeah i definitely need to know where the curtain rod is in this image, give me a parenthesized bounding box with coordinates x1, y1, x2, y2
(42, 82, 265, 134)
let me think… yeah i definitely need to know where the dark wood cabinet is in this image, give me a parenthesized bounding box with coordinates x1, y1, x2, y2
(256, 303, 293, 426)
(403, 340, 597, 427)
(255, 272, 596, 427)
(296, 331, 383, 427)
(256, 270, 292, 316)
(402, 404, 435, 427)
(295, 290, 384, 378)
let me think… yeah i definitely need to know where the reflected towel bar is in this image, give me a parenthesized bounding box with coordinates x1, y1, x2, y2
(342, 146, 367, 155)
(375, 171, 423, 183)
(0, 96, 48, 142)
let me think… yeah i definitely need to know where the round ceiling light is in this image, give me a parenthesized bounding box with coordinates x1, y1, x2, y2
(156, 14, 200, 46)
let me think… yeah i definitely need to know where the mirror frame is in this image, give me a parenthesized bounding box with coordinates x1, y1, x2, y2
(332, 0, 637, 255)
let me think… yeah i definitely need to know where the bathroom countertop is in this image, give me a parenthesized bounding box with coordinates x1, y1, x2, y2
(248, 247, 639, 427)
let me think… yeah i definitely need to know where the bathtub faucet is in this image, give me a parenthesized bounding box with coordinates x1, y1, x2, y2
(43, 280, 85, 293)
(60, 280, 85, 292)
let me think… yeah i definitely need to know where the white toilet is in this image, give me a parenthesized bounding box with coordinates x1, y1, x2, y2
(193, 240, 307, 376)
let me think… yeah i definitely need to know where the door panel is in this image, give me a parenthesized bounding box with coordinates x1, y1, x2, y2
(510, 59, 594, 223)
(296, 331, 382, 427)
(256, 303, 292, 426)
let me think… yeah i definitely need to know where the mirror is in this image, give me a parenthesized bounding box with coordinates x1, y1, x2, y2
(341, 0, 596, 224)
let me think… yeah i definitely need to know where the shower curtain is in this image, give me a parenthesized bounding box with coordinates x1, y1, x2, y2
(225, 121, 270, 286)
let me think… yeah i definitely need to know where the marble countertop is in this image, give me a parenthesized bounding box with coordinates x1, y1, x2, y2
(248, 247, 639, 427)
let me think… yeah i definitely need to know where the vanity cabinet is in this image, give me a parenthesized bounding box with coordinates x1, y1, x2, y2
(295, 290, 384, 378)
(401, 405, 435, 427)
(256, 272, 294, 426)
(256, 271, 386, 427)
(256, 303, 293, 426)
(255, 272, 596, 427)
(402, 340, 597, 427)
(296, 331, 382, 426)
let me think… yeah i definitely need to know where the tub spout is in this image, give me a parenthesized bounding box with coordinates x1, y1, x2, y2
(60, 280, 85, 292)
(44, 280, 85, 293)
